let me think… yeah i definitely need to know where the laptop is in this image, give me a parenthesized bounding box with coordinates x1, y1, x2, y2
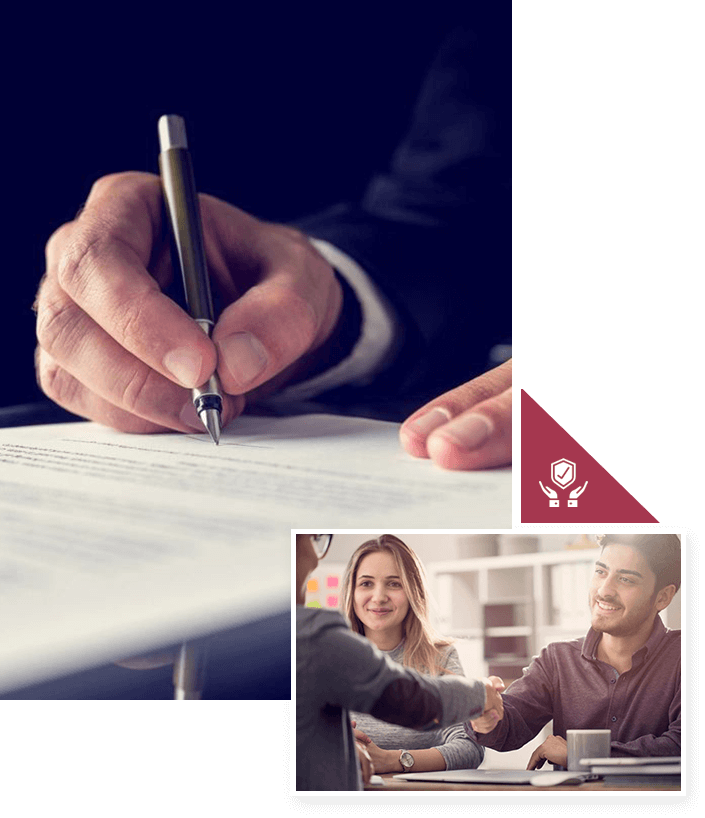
(393, 769, 596, 786)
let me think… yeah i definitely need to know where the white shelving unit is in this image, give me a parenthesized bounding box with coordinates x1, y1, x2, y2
(426, 546, 681, 769)
(429, 548, 603, 684)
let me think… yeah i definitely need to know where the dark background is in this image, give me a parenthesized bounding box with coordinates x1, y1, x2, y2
(0, 2, 680, 526)
(1, 6, 491, 410)
(0, 6, 507, 698)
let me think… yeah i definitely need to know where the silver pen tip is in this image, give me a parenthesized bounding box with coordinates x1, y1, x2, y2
(199, 407, 222, 445)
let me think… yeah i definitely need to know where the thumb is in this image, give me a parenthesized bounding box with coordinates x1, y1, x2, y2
(211, 226, 341, 396)
(213, 281, 314, 394)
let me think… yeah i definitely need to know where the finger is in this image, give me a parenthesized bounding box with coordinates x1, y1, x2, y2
(35, 346, 244, 434)
(36, 347, 173, 433)
(469, 717, 494, 734)
(356, 744, 374, 784)
(49, 172, 218, 389)
(35, 278, 242, 432)
(527, 748, 545, 770)
(212, 226, 342, 394)
(400, 360, 512, 470)
(489, 675, 506, 691)
(38, 348, 245, 434)
(425, 386, 512, 470)
(485, 696, 502, 717)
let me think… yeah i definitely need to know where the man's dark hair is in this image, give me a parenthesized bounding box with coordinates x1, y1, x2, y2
(597, 534, 681, 593)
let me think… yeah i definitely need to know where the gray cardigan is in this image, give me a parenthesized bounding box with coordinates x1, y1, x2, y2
(351, 642, 484, 770)
(297, 607, 486, 790)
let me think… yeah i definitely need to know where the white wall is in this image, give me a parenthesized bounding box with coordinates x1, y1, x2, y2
(323, 532, 681, 625)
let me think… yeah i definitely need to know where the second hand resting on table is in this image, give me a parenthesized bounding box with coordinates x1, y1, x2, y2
(352, 677, 505, 774)
(34, 173, 511, 470)
(469, 676, 568, 770)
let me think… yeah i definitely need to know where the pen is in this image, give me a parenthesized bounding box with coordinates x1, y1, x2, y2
(158, 114, 223, 444)
(173, 640, 209, 700)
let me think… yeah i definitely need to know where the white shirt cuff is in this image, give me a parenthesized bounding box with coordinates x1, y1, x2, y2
(267, 238, 398, 403)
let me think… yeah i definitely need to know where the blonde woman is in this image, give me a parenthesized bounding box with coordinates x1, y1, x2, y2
(342, 534, 484, 774)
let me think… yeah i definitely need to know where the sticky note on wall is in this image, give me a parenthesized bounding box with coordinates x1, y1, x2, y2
(305, 564, 345, 609)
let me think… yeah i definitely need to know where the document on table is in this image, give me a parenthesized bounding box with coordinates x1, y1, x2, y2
(0, 414, 510, 693)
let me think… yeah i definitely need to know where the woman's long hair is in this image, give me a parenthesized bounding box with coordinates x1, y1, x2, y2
(340, 534, 453, 675)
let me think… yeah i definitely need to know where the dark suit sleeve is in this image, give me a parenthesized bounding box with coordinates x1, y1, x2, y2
(295, 10, 511, 407)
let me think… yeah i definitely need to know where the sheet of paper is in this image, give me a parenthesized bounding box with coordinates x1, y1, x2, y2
(0, 414, 510, 693)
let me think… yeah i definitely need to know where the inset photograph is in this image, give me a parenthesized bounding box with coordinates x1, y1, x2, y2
(295, 531, 681, 793)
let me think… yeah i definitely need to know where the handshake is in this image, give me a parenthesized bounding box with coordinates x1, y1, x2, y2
(472, 676, 506, 733)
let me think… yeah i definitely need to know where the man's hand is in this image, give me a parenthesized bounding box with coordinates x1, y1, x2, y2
(351, 720, 371, 745)
(526, 735, 568, 770)
(470, 676, 506, 734)
(350, 721, 403, 774)
(400, 359, 511, 470)
(35, 172, 342, 434)
(351, 720, 375, 783)
(355, 742, 375, 785)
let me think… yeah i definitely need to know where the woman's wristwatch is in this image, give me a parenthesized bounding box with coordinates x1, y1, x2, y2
(399, 750, 415, 771)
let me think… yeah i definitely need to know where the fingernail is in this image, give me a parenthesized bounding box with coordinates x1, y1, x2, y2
(406, 407, 452, 438)
(179, 400, 205, 431)
(436, 413, 492, 450)
(163, 347, 203, 388)
(217, 332, 268, 389)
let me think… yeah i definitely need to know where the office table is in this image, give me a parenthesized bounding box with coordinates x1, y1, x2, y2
(367, 773, 681, 792)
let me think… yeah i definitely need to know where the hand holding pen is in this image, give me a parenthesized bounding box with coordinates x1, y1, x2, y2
(32, 117, 511, 469)
(34, 133, 343, 435)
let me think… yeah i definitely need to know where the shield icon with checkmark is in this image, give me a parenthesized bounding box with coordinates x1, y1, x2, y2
(551, 458, 576, 489)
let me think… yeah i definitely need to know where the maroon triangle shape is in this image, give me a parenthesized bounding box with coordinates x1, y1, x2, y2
(521, 391, 657, 523)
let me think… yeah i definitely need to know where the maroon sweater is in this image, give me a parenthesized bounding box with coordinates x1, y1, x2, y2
(470, 616, 680, 756)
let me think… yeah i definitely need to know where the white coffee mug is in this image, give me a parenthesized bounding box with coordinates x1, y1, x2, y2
(566, 729, 611, 771)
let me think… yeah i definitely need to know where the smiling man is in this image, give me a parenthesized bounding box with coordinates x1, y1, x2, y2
(468, 534, 681, 769)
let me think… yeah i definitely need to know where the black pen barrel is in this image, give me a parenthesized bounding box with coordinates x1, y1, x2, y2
(159, 146, 215, 323)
